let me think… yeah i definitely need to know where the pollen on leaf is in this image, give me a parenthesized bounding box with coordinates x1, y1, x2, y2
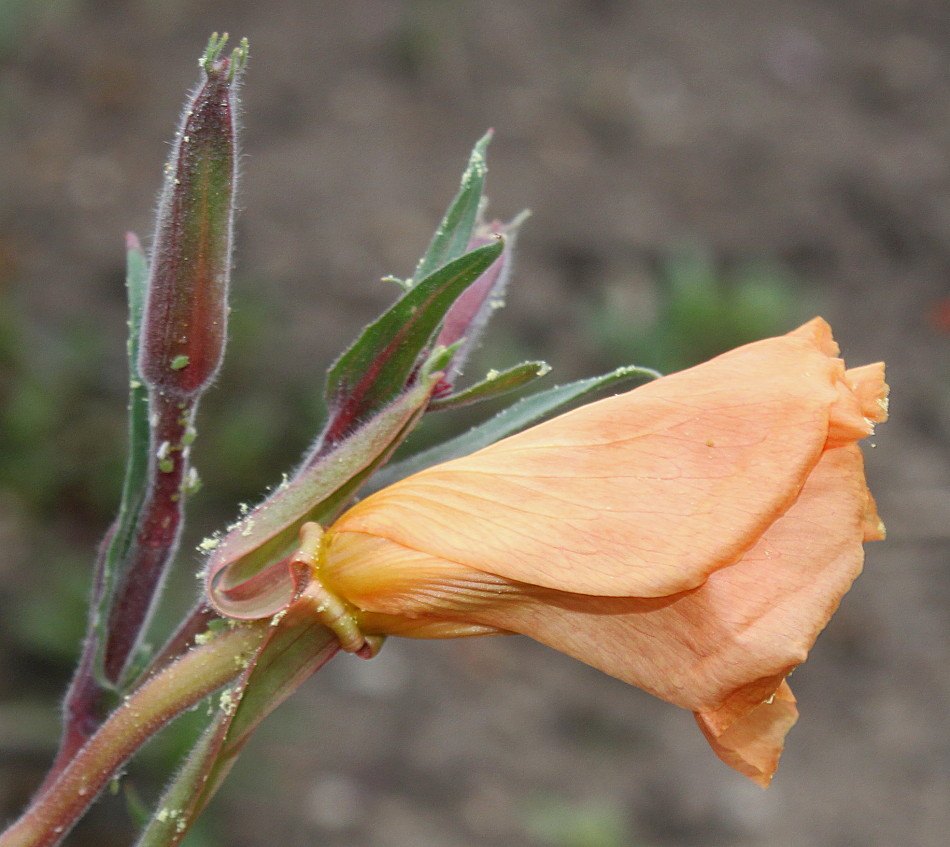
(218, 687, 238, 715)
(197, 535, 219, 551)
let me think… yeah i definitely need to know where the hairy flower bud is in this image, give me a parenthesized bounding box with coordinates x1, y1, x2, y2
(139, 34, 246, 399)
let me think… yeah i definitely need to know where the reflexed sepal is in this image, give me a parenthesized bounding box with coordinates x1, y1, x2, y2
(206, 375, 442, 620)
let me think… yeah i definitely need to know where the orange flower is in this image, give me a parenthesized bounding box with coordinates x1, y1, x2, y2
(309, 318, 887, 786)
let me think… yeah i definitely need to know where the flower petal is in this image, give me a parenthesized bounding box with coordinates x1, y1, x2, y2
(330, 325, 851, 598)
(786, 315, 839, 356)
(317, 319, 886, 785)
(846, 362, 889, 424)
(330, 444, 872, 713)
(695, 681, 799, 787)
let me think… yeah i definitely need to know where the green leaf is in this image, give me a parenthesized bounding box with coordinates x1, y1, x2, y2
(428, 360, 551, 411)
(419, 339, 464, 379)
(91, 237, 152, 671)
(371, 364, 661, 489)
(321, 240, 503, 443)
(116, 234, 151, 547)
(411, 130, 491, 285)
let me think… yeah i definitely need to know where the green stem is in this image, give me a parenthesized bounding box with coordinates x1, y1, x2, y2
(0, 622, 267, 847)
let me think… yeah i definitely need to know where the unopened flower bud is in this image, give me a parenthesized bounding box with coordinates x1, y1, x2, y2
(139, 34, 247, 399)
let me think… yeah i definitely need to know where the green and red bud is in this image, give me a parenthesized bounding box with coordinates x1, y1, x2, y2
(432, 212, 527, 393)
(139, 34, 247, 399)
(101, 35, 247, 687)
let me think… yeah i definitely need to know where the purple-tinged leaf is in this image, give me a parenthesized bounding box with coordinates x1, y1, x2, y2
(50, 234, 152, 784)
(314, 240, 503, 454)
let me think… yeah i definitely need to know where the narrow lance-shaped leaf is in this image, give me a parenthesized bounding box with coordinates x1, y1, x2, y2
(370, 364, 661, 490)
(410, 130, 492, 285)
(94, 234, 151, 643)
(313, 239, 503, 454)
(50, 235, 155, 785)
(428, 360, 551, 411)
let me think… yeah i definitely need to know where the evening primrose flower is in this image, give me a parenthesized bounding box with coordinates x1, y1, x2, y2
(293, 317, 887, 786)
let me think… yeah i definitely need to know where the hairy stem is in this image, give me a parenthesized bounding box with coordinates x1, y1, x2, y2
(104, 391, 196, 685)
(0, 622, 266, 847)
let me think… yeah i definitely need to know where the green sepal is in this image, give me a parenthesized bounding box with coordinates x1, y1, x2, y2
(321, 240, 503, 437)
(428, 360, 551, 411)
(371, 364, 661, 489)
(206, 374, 441, 620)
(411, 130, 491, 285)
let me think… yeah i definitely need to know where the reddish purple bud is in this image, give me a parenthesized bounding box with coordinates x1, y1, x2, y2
(433, 212, 527, 390)
(139, 34, 247, 399)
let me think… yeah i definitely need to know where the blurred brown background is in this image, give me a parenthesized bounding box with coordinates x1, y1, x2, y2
(1, 1, 948, 846)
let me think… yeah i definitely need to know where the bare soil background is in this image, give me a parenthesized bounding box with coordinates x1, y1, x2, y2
(1, 2, 948, 846)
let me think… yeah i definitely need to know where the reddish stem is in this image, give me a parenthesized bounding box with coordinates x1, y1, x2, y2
(0, 623, 266, 847)
(104, 391, 195, 683)
(50, 393, 195, 784)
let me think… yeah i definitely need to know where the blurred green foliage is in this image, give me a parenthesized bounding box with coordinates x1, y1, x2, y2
(0, 0, 73, 59)
(525, 793, 643, 847)
(589, 245, 805, 374)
